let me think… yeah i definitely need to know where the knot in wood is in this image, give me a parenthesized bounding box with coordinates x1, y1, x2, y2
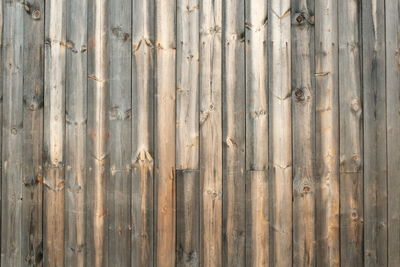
(32, 9, 41, 20)
(294, 88, 305, 102)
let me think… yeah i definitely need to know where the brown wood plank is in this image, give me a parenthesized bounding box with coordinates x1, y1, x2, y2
(314, 0, 340, 265)
(291, 0, 316, 266)
(176, 170, 200, 267)
(86, 0, 109, 265)
(43, 0, 66, 265)
(154, 0, 176, 265)
(65, 0, 87, 265)
(199, 0, 223, 265)
(222, 0, 246, 266)
(108, 0, 132, 265)
(339, 0, 364, 265)
(268, 0, 292, 265)
(131, 0, 155, 266)
(22, 0, 45, 266)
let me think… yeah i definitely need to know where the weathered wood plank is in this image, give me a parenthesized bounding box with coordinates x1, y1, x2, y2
(386, 0, 400, 266)
(339, 0, 364, 265)
(22, 0, 44, 266)
(154, 0, 176, 265)
(269, 0, 292, 265)
(291, 0, 315, 266)
(362, 0, 387, 266)
(314, 0, 340, 265)
(199, 0, 223, 265)
(246, 171, 269, 267)
(87, 0, 109, 265)
(176, 170, 200, 267)
(43, 0, 66, 265)
(176, 0, 200, 170)
(222, 1, 246, 266)
(65, 0, 87, 265)
(245, 0, 268, 265)
(1, 1, 25, 266)
(108, 0, 132, 265)
(131, 0, 155, 266)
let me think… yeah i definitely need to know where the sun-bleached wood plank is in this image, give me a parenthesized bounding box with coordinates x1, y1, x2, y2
(314, 0, 340, 265)
(43, 0, 67, 265)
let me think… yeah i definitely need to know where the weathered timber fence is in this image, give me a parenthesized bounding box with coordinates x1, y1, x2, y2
(0, 0, 399, 266)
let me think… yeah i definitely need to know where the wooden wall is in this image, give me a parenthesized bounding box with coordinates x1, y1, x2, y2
(0, 0, 398, 266)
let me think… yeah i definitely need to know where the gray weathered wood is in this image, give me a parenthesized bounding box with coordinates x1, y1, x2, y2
(22, 0, 44, 266)
(155, 0, 176, 265)
(314, 0, 340, 265)
(131, 0, 155, 266)
(291, 0, 315, 266)
(199, 0, 223, 265)
(269, 0, 292, 265)
(108, 0, 132, 265)
(65, 0, 87, 266)
(245, 0, 268, 265)
(222, 0, 246, 266)
(176, 170, 200, 267)
(362, 0, 387, 266)
(87, 0, 109, 265)
(386, 0, 400, 266)
(339, 0, 364, 265)
(43, 0, 66, 265)
(1, 1, 24, 266)
(176, 0, 200, 170)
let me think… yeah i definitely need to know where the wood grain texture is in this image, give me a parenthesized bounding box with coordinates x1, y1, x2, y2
(269, 0, 292, 265)
(87, 0, 109, 265)
(131, 0, 155, 266)
(1, 1, 25, 266)
(22, 0, 44, 266)
(386, 0, 400, 266)
(339, 0, 364, 265)
(245, 0, 268, 265)
(155, 0, 176, 265)
(43, 0, 66, 265)
(291, 0, 315, 266)
(176, 170, 200, 267)
(176, 0, 200, 170)
(362, 0, 387, 266)
(108, 0, 132, 265)
(314, 0, 340, 265)
(199, 0, 223, 266)
(222, 0, 246, 266)
(65, 0, 87, 265)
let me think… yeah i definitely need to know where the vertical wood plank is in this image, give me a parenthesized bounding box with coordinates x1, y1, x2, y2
(268, 0, 292, 265)
(176, 170, 200, 267)
(43, 0, 66, 265)
(131, 0, 155, 265)
(246, 171, 269, 267)
(65, 0, 87, 266)
(1, 1, 24, 266)
(362, 0, 387, 266)
(199, 0, 223, 265)
(87, 0, 109, 265)
(22, 0, 44, 265)
(222, 0, 246, 266)
(244, 0, 268, 265)
(176, 0, 200, 170)
(386, 0, 400, 265)
(314, 0, 340, 265)
(291, 0, 315, 266)
(108, 0, 132, 265)
(338, 0, 364, 265)
(155, 0, 176, 264)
